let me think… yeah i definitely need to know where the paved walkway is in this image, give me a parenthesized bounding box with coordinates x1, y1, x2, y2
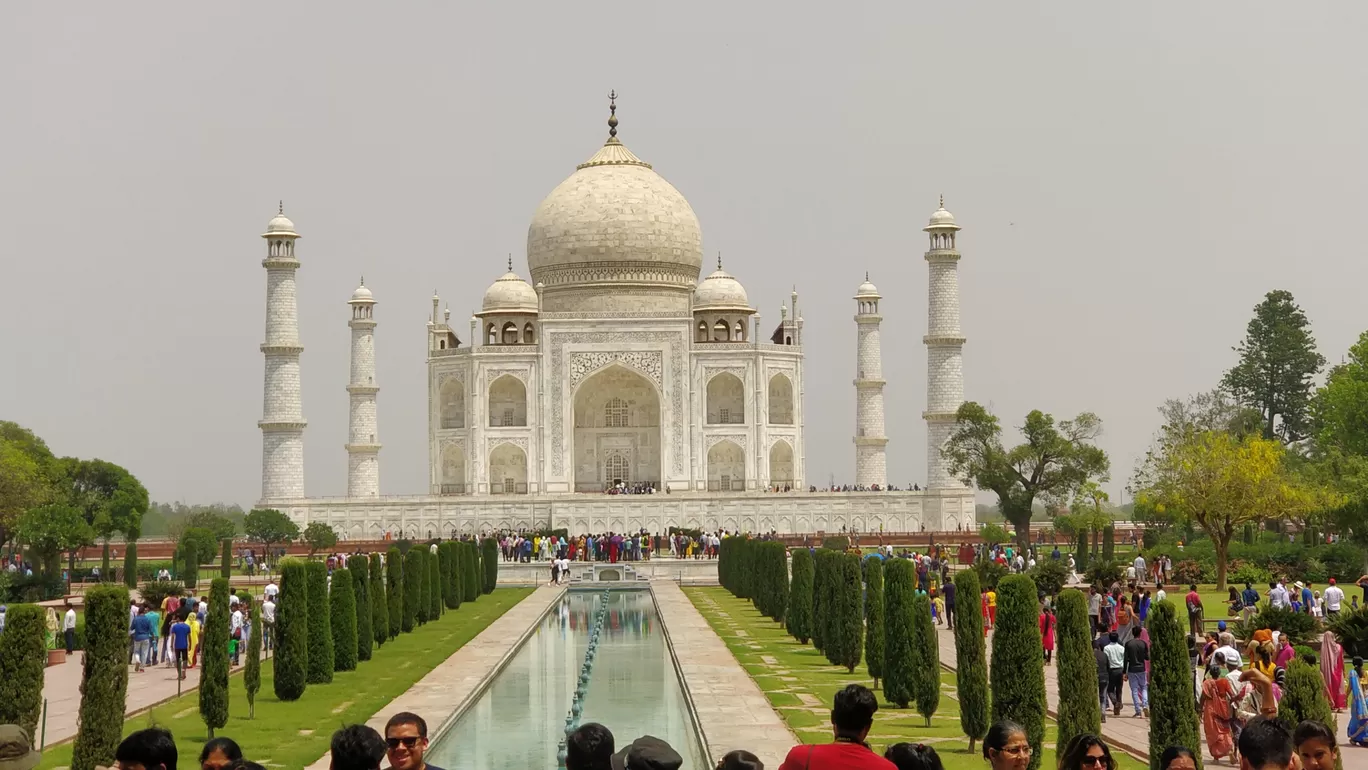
(653, 581, 799, 770)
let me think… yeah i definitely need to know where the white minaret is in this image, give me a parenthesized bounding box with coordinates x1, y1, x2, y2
(259, 204, 306, 502)
(924, 196, 967, 489)
(853, 274, 888, 488)
(346, 278, 381, 497)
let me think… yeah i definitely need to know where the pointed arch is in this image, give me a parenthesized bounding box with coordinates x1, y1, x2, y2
(768, 373, 794, 425)
(441, 443, 466, 494)
(488, 374, 527, 427)
(706, 372, 745, 425)
(488, 442, 528, 494)
(706, 439, 745, 492)
(769, 439, 795, 489)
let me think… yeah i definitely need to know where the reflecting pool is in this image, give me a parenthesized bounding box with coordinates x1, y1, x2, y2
(426, 589, 705, 770)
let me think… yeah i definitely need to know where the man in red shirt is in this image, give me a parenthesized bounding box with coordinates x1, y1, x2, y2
(777, 685, 897, 770)
(1185, 584, 1204, 636)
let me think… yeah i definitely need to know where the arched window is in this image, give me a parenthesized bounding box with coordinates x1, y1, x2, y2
(713, 320, 731, 342)
(523, 323, 535, 344)
(697, 320, 708, 342)
(735, 320, 745, 341)
(604, 397, 629, 428)
(605, 454, 629, 484)
(486, 324, 497, 345)
(501, 322, 519, 345)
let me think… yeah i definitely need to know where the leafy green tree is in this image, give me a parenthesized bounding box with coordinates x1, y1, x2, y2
(952, 568, 989, 751)
(1054, 589, 1100, 753)
(427, 546, 443, 620)
(1314, 331, 1368, 458)
(370, 553, 389, 647)
(244, 595, 262, 717)
(834, 552, 863, 673)
(786, 548, 814, 644)
(944, 403, 1110, 549)
(1222, 289, 1326, 443)
(386, 546, 404, 639)
(330, 561, 359, 672)
(0, 422, 56, 548)
(186, 510, 238, 542)
(273, 558, 308, 701)
(483, 538, 499, 593)
(1278, 658, 1340, 769)
(200, 578, 231, 738)
(243, 508, 300, 565)
(0, 604, 46, 739)
(403, 548, 422, 631)
(910, 592, 940, 726)
(303, 521, 338, 558)
(350, 557, 373, 662)
(883, 559, 916, 707)
(55, 458, 148, 570)
(865, 558, 885, 688)
(17, 503, 94, 578)
(71, 585, 131, 770)
(220, 538, 232, 579)
(1147, 600, 1202, 770)
(991, 575, 1047, 770)
(305, 560, 334, 683)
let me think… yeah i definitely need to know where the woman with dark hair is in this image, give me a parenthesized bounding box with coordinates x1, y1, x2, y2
(1158, 746, 1196, 770)
(1348, 657, 1368, 746)
(982, 721, 1031, 770)
(200, 737, 244, 770)
(885, 743, 943, 770)
(1056, 734, 1113, 770)
(717, 750, 764, 770)
(1199, 663, 1236, 763)
(1293, 720, 1339, 770)
(1040, 606, 1056, 664)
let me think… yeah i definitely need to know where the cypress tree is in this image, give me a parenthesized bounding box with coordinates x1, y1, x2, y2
(787, 548, 814, 644)
(462, 541, 480, 602)
(220, 538, 232, 579)
(403, 548, 422, 631)
(736, 538, 753, 600)
(71, 585, 131, 770)
(438, 543, 455, 609)
(910, 592, 940, 726)
(1055, 589, 1101, 752)
(101, 542, 111, 582)
(200, 578, 231, 738)
(472, 540, 484, 597)
(1148, 600, 1203, 770)
(370, 553, 389, 648)
(811, 549, 829, 653)
(483, 537, 499, 593)
(0, 604, 46, 740)
(386, 546, 404, 638)
(451, 542, 465, 610)
(865, 558, 885, 688)
(1074, 530, 1089, 572)
(182, 546, 200, 592)
(883, 559, 916, 707)
(835, 552, 864, 673)
(1279, 659, 1341, 769)
(330, 561, 359, 672)
(428, 547, 443, 620)
(305, 560, 334, 683)
(415, 549, 431, 625)
(123, 541, 138, 588)
(351, 557, 373, 662)
(991, 574, 1047, 770)
(244, 594, 262, 718)
(1102, 524, 1115, 562)
(952, 568, 989, 750)
(273, 558, 308, 701)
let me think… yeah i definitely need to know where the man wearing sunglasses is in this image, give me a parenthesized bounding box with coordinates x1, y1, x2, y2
(384, 712, 446, 770)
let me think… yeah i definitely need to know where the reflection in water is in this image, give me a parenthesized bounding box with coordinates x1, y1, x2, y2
(427, 590, 703, 770)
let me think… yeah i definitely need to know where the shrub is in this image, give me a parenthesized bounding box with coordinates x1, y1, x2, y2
(980, 524, 1010, 546)
(1054, 589, 1100, 753)
(1235, 602, 1320, 646)
(273, 558, 308, 701)
(834, 552, 863, 673)
(822, 536, 850, 552)
(991, 575, 1046, 770)
(1074, 530, 1090, 572)
(414, 549, 430, 625)
(1083, 559, 1124, 589)
(865, 558, 885, 688)
(483, 538, 499, 593)
(767, 542, 789, 622)
(1029, 559, 1070, 596)
(305, 560, 334, 684)
(71, 585, 131, 770)
(330, 561, 358, 672)
(812, 549, 833, 654)
(1229, 561, 1273, 587)
(883, 559, 916, 708)
(787, 548, 814, 644)
(1148, 600, 1201, 770)
(0, 604, 46, 739)
(472, 541, 483, 597)
(244, 592, 262, 718)
(1172, 559, 1206, 585)
(1278, 658, 1341, 769)
(350, 557, 372, 662)
(910, 592, 940, 725)
(1142, 529, 1159, 550)
(427, 547, 443, 620)
(200, 578, 231, 738)
(139, 580, 185, 609)
(123, 542, 138, 588)
(973, 558, 1007, 590)
(386, 546, 403, 639)
(370, 553, 389, 648)
(952, 568, 989, 751)
(438, 543, 455, 609)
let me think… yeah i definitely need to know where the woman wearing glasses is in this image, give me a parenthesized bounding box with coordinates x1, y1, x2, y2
(1055, 734, 1114, 770)
(982, 721, 1032, 770)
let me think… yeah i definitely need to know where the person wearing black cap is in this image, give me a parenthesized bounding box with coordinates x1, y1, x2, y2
(567, 723, 616, 770)
(777, 685, 897, 770)
(611, 736, 683, 770)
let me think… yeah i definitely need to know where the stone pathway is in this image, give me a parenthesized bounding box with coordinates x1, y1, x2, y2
(654, 581, 799, 770)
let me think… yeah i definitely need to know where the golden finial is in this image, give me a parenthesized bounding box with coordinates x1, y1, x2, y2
(607, 90, 619, 140)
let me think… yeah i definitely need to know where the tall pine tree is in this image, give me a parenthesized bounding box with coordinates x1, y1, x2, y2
(835, 552, 864, 674)
(71, 586, 131, 770)
(273, 558, 308, 701)
(350, 557, 373, 661)
(330, 562, 359, 672)
(1221, 289, 1326, 442)
(199, 578, 231, 738)
(387, 546, 404, 637)
(305, 560, 334, 683)
(370, 552, 389, 647)
(910, 592, 940, 725)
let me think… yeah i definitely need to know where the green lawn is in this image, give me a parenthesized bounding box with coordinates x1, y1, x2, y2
(37, 588, 532, 770)
(684, 587, 1144, 770)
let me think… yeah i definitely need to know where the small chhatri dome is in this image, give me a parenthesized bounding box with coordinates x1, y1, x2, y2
(263, 201, 298, 236)
(926, 194, 959, 229)
(349, 277, 374, 303)
(480, 267, 539, 314)
(856, 272, 880, 298)
(693, 253, 752, 312)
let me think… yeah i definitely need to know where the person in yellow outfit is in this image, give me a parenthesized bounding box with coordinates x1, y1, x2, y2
(986, 588, 998, 627)
(188, 613, 202, 668)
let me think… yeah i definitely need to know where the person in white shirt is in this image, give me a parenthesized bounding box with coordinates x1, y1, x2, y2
(261, 598, 276, 651)
(1133, 554, 1146, 585)
(264, 582, 279, 600)
(1155, 584, 1167, 604)
(230, 607, 245, 665)
(63, 603, 78, 654)
(1324, 579, 1345, 615)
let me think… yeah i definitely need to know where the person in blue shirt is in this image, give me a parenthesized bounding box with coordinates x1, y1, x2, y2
(131, 607, 154, 673)
(1242, 582, 1260, 609)
(169, 612, 192, 680)
(1301, 582, 1315, 614)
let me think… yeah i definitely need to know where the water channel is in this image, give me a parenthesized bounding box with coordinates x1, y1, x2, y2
(426, 588, 705, 770)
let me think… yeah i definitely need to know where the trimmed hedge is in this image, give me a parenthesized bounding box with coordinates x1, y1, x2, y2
(439, 543, 456, 610)
(0, 604, 46, 739)
(451, 542, 465, 610)
(990, 575, 1046, 770)
(330, 560, 359, 672)
(305, 560, 334, 684)
(883, 559, 916, 708)
(200, 578, 231, 737)
(273, 558, 308, 701)
(1055, 589, 1101, 753)
(351, 557, 372, 662)
(370, 553, 389, 648)
(865, 558, 885, 688)
(811, 549, 833, 653)
(953, 568, 989, 751)
(483, 538, 499, 594)
(71, 585, 131, 770)
(786, 548, 814, 644)
(910, 592, 940, 725)
(1148, 600, 1202, 770)
(386, 546, 404, 637)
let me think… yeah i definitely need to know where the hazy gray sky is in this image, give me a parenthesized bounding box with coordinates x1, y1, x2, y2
(4, 3, 1366, 509)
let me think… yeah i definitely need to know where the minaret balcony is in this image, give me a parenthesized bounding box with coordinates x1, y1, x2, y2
(260, 343, 304, 354)
(923, 410, 959, 423)
(852, 378, 886, 388)
(345, 443, 382, 452)
(346, 385, 380, 395)
(259, 420, 308, 431)
(853, 436, 889, 446)
(922, 335, 966, 346)
(924, 250, 961, 263)
(261, 257, 301, 269)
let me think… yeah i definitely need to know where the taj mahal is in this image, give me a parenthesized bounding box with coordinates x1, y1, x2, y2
(257, 96, 975, 538)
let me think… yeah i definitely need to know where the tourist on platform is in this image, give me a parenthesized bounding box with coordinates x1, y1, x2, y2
(1157, 746, 1196, 770)
(883, 743, 942, 770)
(777, 684, 895, 770)
(1237, 717, 1294, 770)
(981, 721, 1031, 770)
(566, 723, 615, 770)
(330, 725, 386, 770)
(384, 712, 445, 770)
(717, 750, 763, 770)
(115, 727, 178, 770)
(199, 738, 242, 770)
(1293, 720, 1339, 770)
(1056, 734, 1114, 770)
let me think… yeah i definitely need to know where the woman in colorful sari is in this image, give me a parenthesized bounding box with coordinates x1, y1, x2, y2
(1200, 663, 1236, 763)
(1323, 631, 1347, 711)
(1348, 657, 1368, 746)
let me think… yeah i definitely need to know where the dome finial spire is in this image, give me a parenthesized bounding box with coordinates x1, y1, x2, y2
(717, 251, 722, 270)
(865, 271, 870, 281)
(278, 200, 284, 215)
(360, 275, 364, 286)
(607, 89, 619, 142)
(508, 253, 513, 272)
(939, 193, 944, 209)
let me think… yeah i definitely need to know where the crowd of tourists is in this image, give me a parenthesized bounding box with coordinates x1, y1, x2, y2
(495, 530, 726, 564)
